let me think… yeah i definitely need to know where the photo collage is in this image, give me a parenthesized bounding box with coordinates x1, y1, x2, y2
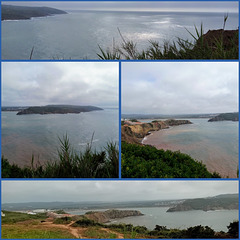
(1, 1, 239, 239)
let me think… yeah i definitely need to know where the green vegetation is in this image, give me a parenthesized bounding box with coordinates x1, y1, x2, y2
(53, 217, 72, 225)
(121, 142, 221, 178)
(129, 119, 138, 122)
(2, 135, 118, 178)
(1, 211, 47, 224)
(2, 226, 75, 239)
(98, 19, 238, 60)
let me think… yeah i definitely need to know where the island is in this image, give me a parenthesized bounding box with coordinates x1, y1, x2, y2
(16, 105, 103, 115)
(167, 194, 238, 212)
(2, 4, 67, 21)
(208, 112, 239, 122)
(84, 209, 144, 223)
(121, 119, 192, 144)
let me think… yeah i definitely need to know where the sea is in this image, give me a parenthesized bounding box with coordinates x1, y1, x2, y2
(2, 11, 238, 59)
(1, 109, 118, 166)
(67, 207, 239, 232)
(142, 118, 238, 178)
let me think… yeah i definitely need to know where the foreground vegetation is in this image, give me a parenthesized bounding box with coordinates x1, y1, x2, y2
(2, 135, 118, 178)
(1, 211, 238, 239)
(98, 18, 238, 60)
(121, 142, 221, 178)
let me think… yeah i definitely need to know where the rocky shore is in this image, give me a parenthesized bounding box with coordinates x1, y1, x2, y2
(121, 119, 192, 144)
(85, 209, 143, 223)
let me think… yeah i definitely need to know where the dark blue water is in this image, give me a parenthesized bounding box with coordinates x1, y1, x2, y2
(143, 119, 238, 178)
(67, 207, 239, 232)
(2, 11, 238, 59)
(1, 109, 118, 166)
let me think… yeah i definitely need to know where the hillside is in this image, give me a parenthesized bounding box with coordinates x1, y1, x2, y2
(16, 105, 103, 115)
(208, 112, 239, 122)
(2, 4, 67, 20)
(167, 194, 238, 212)
(121, 142, 221, 178)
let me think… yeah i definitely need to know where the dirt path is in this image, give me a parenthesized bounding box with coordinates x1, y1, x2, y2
(41, 221, 83, 238)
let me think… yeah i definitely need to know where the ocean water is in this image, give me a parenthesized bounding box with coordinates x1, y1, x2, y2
(142, 118, 238, 178)
(1, 109, 118, 166)
(67, 207, 239, 232)
(2, 11, 238, 59)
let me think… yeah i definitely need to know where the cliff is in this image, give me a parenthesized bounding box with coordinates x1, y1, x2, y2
(16, 105, 103, 115)
(2, 5, 67, 21)
(121, 119, 192, 144)
(85, 209, 143, 223)
(167, 194, 238, 212)
(208, 112, 239, 122)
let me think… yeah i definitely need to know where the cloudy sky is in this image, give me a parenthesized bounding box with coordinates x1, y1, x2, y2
(122, 62, 238, 115)
(2, 1, 238, 13)
(2, 62, 118, 108)
(2, 180, 238, 203)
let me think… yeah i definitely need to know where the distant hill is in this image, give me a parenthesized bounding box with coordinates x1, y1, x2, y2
(167, 194, 238, 212)
(208, 112, 239, 122)
(2, 4, 67, 20)
(16, 105, 103, 115)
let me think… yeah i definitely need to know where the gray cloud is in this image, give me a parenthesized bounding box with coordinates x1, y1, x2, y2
(2, 1, 238, 13)
(2, 180, 238, 203)
(122, 62, 238, 114)
(2, 62, 118, 108)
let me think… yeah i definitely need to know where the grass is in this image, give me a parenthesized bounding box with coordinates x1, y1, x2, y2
(2, 225, 75, 239)
(1, 211, 47, 224)
(97, 19, 238, 60)
(2, 134, 119, 178)
(83, 227, 117, 239)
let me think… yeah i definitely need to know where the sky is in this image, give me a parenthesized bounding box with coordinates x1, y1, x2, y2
(2, 62, 118, 108)
(2, 1, 238, 13)
(2, 180, 238, 203)
(122, 62, 238, 115)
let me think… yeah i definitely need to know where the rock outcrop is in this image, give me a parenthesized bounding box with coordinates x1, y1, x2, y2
(121, 119, 192, 144)
(85, 209, 143, 223)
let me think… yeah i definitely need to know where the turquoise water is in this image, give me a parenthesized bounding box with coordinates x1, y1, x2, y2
(143, 119, 238, 177)
(2, 11, 238, 59)
(1, 109, 118, 166)
(67, 207, 239, 232)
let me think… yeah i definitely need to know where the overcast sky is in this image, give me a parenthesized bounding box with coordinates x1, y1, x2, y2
(2, 180, 238, 203)
(122, 62, 238, 115)
(2, 62, 118, 108)
(2, 1, 238, 13)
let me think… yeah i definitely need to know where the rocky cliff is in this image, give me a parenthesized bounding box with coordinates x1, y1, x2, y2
(121, 119, 192, 144)
(85, 209, 143, 223)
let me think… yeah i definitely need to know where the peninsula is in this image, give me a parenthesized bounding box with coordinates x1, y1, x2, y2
(2, 4, 67, 21)
(167, 194, 238, 212)
(84, 209, 143, 223)
(121, 119, 192, 144)
(208, 112, 239, 122)
(16, 105, 103, 115)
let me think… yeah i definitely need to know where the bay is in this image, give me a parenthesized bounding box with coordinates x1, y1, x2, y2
(2, 11, 238, 59)
(142, 118, 238, 178)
